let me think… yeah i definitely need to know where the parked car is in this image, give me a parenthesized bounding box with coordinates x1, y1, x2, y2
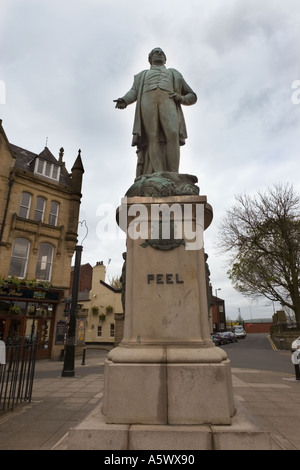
(212, 333, 229, 345)
(219, 332, 230, 343)
(221, 331, 237, 343)
(233, 325, 246, 339)
(291, 336, 300, 352)
(211, 334, 220, 345)
(211, 333, 228, 346)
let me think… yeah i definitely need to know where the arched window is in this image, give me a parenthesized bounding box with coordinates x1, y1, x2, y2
(19, 192, 32, 219)
(48, 201, 59, 226)
(9, 238, 30, 278)
(34, 197, 46, 222)
(36, 243, 54, 281)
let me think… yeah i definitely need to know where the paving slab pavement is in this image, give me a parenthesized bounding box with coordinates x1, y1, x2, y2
(0, 348, 106, 450)
(231, 367, 300, 450)
(0, 348, 300, 451)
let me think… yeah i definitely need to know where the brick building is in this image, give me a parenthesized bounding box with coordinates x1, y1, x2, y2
(244, 320, 272, 333)
(211, 293, 226, 332)
(0, 120, 84, 359)
(70, 263, 93, 295)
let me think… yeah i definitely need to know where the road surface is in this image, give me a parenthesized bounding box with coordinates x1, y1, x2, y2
(222, 332, 294, 374)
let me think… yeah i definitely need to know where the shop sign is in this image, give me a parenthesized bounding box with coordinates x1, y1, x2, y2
(0, 286, 60, 302)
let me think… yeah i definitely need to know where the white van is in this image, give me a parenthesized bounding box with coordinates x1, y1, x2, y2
(233, 325, 246, 339)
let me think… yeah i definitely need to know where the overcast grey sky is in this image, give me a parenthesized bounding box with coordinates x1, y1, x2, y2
(1, 0, 300, 321)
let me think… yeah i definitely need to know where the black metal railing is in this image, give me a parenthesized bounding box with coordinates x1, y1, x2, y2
(0, 336, 38, 413)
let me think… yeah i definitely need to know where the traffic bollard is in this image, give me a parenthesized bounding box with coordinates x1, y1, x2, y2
(81, 347, 86, 365)
(295, 364, 300, 380)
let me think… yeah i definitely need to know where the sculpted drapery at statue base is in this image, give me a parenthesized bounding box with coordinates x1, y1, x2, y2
(114, 47, 197, 177)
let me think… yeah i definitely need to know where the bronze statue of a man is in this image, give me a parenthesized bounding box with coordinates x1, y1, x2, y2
(114, 47, 197, 176)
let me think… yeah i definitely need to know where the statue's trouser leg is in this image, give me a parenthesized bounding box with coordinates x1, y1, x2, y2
(141, 90, 180, 172)
(157, 89, 180, 172)
(141, 91, 164, 172)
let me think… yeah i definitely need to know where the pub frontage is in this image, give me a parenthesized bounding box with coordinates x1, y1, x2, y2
(0, 281, 63, 359)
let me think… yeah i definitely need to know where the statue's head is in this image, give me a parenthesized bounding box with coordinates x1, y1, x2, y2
(148, 47, 167, 65)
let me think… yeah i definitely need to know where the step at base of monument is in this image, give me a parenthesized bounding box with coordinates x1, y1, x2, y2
(66, 400, 282, 450)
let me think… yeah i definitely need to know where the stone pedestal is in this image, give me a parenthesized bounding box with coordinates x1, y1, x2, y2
(67, 192, 275, 449)
(67, 400, 277, 450)
(103, 195, 235, 425)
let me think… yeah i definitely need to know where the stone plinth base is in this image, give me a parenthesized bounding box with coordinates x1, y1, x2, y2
(102, 351, 234, 425)
(106, 193, 235, 426)
(66, 400, 279, 450)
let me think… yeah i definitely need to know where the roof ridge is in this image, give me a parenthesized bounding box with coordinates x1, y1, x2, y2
(38, 146, 59, 164)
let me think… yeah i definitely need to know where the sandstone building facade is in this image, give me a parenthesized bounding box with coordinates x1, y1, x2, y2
(72, 261, 123, 346)
(0, 120, 84, 359)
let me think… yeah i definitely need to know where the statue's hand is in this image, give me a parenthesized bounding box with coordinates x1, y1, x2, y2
(113, 98, 127, 109)
(169, 92, 182, 103)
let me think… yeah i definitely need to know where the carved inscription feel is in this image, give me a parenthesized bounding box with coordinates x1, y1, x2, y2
(147, 274, 184, 284)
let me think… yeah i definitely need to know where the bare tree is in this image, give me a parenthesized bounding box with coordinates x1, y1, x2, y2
(108, 275, 122, 290)
(218, 183, 300, 323)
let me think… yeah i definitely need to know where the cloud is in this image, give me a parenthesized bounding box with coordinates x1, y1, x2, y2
(1, 0, 300, 319)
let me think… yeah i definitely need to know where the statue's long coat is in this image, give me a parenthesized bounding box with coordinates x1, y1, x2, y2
(121, 68, 197, 149)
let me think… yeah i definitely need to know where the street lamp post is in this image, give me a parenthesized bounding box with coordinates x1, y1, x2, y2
(61, 220, 88, 377)
(62, 244, 82, 377)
